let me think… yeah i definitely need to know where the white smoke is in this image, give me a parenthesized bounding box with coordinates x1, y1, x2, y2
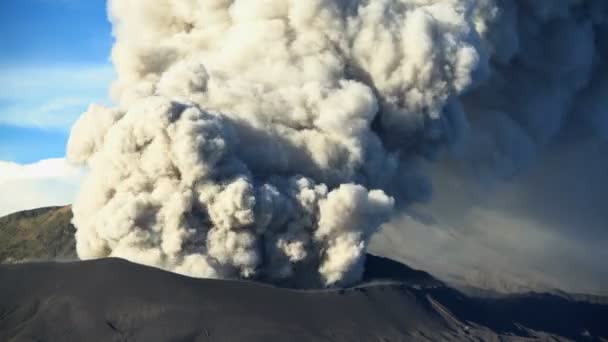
(68, 0, 607, 289)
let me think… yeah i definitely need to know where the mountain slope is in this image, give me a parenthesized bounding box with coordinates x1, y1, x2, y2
(0, 206, 75, 263)
(1, 207, 607, 341)
(1, 258, 607, 342)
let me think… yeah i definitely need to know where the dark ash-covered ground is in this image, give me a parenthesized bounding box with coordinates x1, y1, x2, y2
(1, 207, 607, 341)
(1, 256, 607, 342)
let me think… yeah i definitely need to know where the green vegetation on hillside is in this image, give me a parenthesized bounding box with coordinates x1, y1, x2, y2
(0, 206, 76, 263)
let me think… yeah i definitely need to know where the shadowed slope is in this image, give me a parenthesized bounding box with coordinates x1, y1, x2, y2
(0, 259, 454, 342)
(1, 207, 607, 341)
(1, 258, 607, 342)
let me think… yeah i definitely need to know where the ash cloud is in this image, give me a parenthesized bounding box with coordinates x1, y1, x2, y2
(68, 0, 607, 290)
(373, 0, 608, 295)
(372, 141, 608, 295)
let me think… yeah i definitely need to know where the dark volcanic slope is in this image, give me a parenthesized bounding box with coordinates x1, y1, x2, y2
(1, 207, 607, 341)
(2, 259, 607, 342)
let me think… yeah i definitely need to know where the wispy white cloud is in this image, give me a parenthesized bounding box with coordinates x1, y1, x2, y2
(0, 65, 114, 95)
(0, 64, 114, 130)
(0, 97, 92, 129)
(0, 158, 85, 216)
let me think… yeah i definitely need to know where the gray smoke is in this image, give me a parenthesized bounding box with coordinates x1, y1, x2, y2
(68, 0, 607, 290)
(372, 0, 608, 295)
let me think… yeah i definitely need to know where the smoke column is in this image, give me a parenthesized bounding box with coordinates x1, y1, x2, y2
(68, 0, 607, 289)
(369, 1, 608, 294)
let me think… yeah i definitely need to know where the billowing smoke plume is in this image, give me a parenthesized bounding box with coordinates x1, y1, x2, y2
(68, 0, 607, 290)
(371, 1, 608, 295)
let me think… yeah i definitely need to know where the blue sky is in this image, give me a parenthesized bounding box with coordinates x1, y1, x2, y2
(0, 0, 113, 163)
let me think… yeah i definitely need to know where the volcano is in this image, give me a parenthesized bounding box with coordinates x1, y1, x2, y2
(1, 207, 607, 341)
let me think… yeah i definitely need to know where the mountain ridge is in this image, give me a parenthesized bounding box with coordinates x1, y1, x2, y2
(0, 206, 75, 263)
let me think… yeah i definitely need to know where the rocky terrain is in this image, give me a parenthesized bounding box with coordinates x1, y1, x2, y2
(0, 206, 75, 263)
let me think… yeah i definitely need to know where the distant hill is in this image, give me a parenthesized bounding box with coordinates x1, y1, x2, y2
(0, 206, 76, 263)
